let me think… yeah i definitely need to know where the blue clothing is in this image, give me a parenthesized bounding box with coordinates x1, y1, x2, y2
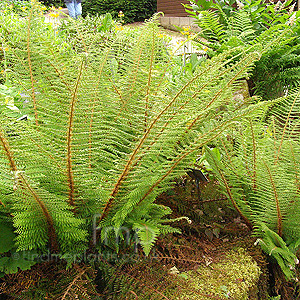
(64, 0, 81, 3)
(65, 0, 82, 19)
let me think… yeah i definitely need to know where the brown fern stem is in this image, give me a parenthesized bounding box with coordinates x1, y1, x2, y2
(289, 142, 300, 191)
(29, 137, 63, 171)
(263, 161, 282, 236)
(270, 117, 277, 162)
(131, 59, 233, 171)
(0, 129, 59, 251)
(67, 59, 84, 206)
(107, 76, 128, 126)
(220, 137, 234, 166)
(26, 10, 38, 126)
(0, 130, 15, 207)
(144, 29, 155, 131)
(217, 166, 253, 230)
(46, 56, 72, 93)
(136, 109, 257, 229)
(249, 119, 257, 190)
(136, 122, 235, 206)
(238, 129, 251, 178)
(137, 78, 217, 164)
(88, 53, 111, 168)
(0, 130, 17, 172)
(19, 174, 59, 252)
(132, 74, 214, 166)
(128, 32, 146, 96)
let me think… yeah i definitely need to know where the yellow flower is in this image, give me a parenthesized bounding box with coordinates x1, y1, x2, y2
(181, 26, 191, 36)
(203, 47, 208, 52)
(118, 10, 124, 18)
(49, 12, 59, 18)
(115, 25, 124, 31)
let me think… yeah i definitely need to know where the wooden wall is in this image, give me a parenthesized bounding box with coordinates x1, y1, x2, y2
(157, 0, 190, 17)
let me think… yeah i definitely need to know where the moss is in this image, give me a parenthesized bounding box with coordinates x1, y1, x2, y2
(179, 248, 261, 300)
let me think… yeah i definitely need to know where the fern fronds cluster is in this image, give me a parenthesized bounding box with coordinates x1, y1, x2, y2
(0, 8, 266, 259)
(252, 44, 300, 99)
(191, 3, 300, 100)
(205, 88, 300, 279)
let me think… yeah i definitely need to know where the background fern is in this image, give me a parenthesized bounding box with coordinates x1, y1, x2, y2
(190, 1, 300, 100)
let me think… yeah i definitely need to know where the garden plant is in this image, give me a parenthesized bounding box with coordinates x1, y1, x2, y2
(0, 0, 300, 299)
(0, 0, 264, 266)
(185, 0, 300, 100)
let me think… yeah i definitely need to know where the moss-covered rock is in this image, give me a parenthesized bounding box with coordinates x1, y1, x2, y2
(178, 248, 261, 300)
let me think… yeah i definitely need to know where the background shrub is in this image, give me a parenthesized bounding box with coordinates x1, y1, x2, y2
(40, 0, 64, 7)
(82, 0, 157, 23)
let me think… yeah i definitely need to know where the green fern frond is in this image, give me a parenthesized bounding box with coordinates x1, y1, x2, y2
(196, 10, 226, 43)
(227, 11, 255, 43)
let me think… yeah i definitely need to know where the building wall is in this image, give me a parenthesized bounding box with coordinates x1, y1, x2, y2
(157, 0, 190, 17)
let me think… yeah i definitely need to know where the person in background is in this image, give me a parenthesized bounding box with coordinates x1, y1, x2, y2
(64, 0, 82, 19)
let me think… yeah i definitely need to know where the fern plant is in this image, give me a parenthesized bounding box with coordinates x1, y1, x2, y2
(0, 6, 267, 269)
(186, 0, 300, 100)
(251, 42, 300, 100)
(204, 88, 300, 280)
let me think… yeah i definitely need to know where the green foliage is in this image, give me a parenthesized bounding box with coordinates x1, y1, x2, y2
(40, 0, 64, 7)
(185, 0, 295, 30)
(185, 0, 300, 100)
(0, 221, 36, 277)
(204, 88, 300, 280)
(255, 222, 299, 280)
(0, 0, 47, 17)
(82, 0, 157, 24)
(252, 40, 300, 100)
(0, 5, 267, 271)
